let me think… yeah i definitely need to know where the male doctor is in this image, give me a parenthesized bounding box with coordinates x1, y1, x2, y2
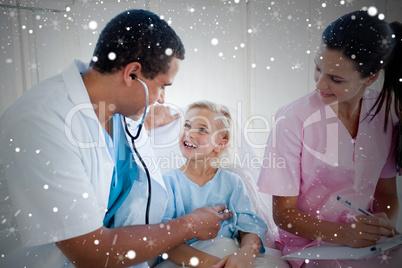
(0, 9, 231, 267)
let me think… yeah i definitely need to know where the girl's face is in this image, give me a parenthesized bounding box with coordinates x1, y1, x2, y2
(314, 44, 377, 106)
(179, 108, 227, 161)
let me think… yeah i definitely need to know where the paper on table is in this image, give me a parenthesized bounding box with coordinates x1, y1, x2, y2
(281, 235, 402, 260)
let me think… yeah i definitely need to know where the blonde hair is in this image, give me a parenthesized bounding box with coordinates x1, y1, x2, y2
(186, 100, 233, 165)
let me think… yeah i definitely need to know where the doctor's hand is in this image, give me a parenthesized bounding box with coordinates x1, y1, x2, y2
(342, 212, 396, 248)
(187, 205, 232, 241)
(144, 104, 180, 130)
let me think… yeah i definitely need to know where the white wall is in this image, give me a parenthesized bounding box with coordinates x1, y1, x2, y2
(1, 0, 402, 227)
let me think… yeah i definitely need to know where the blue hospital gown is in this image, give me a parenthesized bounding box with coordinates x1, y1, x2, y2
(162, 168, 268, 253)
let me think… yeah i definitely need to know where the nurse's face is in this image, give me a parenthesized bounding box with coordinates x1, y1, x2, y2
(314, 44, 372, 106)
(129, 57, 180, 119)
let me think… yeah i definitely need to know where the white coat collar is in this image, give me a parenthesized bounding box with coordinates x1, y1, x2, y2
(62, 60, 97, 121)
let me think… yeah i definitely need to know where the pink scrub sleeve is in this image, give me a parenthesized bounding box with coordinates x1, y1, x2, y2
(380, 121, 398, 179)
(258, 104, 303, 196)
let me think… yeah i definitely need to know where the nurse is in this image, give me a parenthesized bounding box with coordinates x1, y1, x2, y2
(0, 9, 231, 268)
(258, 10, 402, 268)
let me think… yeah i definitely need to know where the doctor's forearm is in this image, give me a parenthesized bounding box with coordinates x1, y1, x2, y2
(56, 216, 201, 267)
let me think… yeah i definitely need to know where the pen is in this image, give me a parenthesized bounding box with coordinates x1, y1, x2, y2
(336, 195, 374, 216)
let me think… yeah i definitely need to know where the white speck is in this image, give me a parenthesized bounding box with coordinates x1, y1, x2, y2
(143, 237, 147, 241)
(266, 66, 271, 70)
(334, 233, 337, 237)
(53, 207, 58, 213)
(190, 257, 199, 266)
(351, 54, 356, 59)
(240, 43, 245, 48)
(165, 48, 173, 56)
(305, 259, 310, 263)
(322, 3, 326, 8)
(218, 52, 223, 57)
(316, 210, 320, 214)
(44, 184, 49, 190)
(92, 56, 98, 62)
(83, 192, 89, 199)
(28, 213, 32, 217)
(251, 63, 256, 68)
(247, 28, 252, 33)
(22, 25, 26, 29)
(108, 52, 116, 61)
(88, 20, 98, 30)
(367, 6, 378, 17)
(340, 0, 345, 5)
(287, 223, 292, 228)
(5, 58, 13, 64)
(351, 223, 356, 228)
(15, 147, 20, 152)
(126, 250, 136, 259)
(378, 13, 385, 20)
(35, 150, 41, 154)
(287, 15, 292, 20)
(14, 209, 21, 217)
(270, 57, 275, 61)
(306, 50, 311, 54)
(211, 38, 219, 46)
(161, 253, 168, 259)
(94, 239, 99, 245)
(66, 6, 71, 12)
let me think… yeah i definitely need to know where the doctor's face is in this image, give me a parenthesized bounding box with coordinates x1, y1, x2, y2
(129, 57, 180, 119)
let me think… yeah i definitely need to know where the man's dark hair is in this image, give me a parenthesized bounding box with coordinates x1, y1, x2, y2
(90, 9, 185, 79)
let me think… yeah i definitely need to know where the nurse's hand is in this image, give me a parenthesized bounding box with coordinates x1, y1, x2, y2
(187, 205, 232, 241)
(342, 213, 396, 248)
(144, 104, 180, 130)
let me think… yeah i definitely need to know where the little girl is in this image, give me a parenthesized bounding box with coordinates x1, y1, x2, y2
(156, 101, 285, 268)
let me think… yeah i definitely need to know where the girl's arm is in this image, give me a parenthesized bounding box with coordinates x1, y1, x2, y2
(212, 231, 261, 268)
(373, 177, 399, 225)
(165, 243, 220, 268)
(273, 195, 396, 248)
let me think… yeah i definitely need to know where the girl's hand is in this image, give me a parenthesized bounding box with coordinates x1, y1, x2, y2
(342, 212, 396, 248)
(211, 250, 255, 268)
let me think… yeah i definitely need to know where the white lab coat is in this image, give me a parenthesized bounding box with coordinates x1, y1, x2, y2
(0, 60, 168, 268)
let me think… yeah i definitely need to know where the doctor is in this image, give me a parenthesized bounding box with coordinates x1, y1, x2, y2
(0, 9, 231, 268)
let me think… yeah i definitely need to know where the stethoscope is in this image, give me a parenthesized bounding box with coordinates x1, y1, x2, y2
(123, 76, 152, 224)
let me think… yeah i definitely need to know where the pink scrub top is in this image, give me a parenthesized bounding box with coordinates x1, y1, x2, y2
(257, 89, 398, 256)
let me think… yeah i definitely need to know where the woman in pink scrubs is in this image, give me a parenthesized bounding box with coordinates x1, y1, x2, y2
(258, 10, 402, 268)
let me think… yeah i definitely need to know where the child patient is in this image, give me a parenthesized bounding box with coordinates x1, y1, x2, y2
(156, 101, 270, 268)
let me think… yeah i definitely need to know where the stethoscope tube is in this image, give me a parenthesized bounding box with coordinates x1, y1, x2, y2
(123, 77, 152, 224)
